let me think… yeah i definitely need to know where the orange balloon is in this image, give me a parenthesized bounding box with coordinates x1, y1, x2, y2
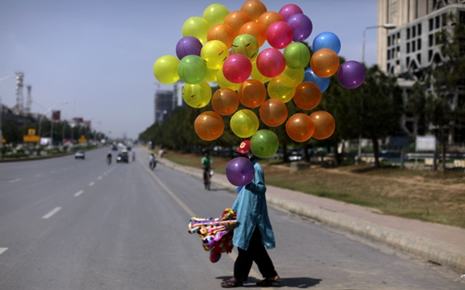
(309, 110, 336, 140)
(238, 79, 266, 108)
(310, 48, 340, 78)
(259, 98, 288, 127)
(224, 10, 251, 37)
(258, 11, 283, 31)
(211, 88, 239, 115)
(194, 111, 224, 141)
(293, 81, 322, 110)
(207, 24, 235, 48)
(241, 0, 267, 22)
(286, 113, 315, 142)
(238, 21, 266, 47)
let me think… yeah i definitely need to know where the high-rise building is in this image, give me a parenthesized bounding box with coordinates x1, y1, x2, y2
(378, 0, 465, 77)
(377, 0, 465, 144)
(154, 90, 174, 123)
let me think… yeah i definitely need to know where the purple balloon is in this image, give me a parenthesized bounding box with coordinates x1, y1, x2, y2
(226, 157, 255, 186)
(337, 61, 366, 89)
(286, 13, 313, 42)
(176, 36, 202, 60)
(279, 4, 303, 21)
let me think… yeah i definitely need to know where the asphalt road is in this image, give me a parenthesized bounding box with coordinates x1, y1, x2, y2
(0, 147, 462, 289)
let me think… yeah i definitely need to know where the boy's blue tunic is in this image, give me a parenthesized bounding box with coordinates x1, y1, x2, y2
(232, 159, 276, 251)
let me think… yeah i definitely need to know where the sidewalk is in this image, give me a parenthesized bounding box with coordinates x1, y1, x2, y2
(157, 157, 465, 274)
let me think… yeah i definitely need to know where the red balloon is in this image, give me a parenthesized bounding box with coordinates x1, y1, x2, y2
(266, 21, 293, 49)
(223, 54, 252, 83)
(256, 48, 286, 78)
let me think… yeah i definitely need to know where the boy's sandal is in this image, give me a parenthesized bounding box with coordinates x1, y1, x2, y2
(221, 279, 242, 288)
(256, 278, 280, 287)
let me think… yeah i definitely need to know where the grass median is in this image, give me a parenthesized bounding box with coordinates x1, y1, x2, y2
(159, 149, 465, 229)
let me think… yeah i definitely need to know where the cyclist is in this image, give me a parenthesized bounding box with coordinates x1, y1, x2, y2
(201, 151, 213, 190)
(107, 152, 112, 165)
(149, 153, 157, 170)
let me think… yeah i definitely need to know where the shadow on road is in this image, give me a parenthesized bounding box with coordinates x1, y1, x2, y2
(216, 276, 322, 288)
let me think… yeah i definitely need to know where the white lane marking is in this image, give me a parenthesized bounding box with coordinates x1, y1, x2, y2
(74, 190, 84, 197)
(42, 207, 62, 219)
(0, 248, 8, 255)
(34, 173, 42, 177)
(103, 172, 107, 176)
(89, 182, 95, 186)
(98, 176, 102, 180)
(8, 178, 21, 183)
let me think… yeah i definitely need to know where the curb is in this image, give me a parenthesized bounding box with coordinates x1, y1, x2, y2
(158, 157, 465, 274)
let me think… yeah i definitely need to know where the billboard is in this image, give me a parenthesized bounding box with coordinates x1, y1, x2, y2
(415, 136, 436, 151)
(52, 110, 61, 121)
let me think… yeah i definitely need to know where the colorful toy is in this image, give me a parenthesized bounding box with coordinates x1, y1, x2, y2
(188, 208, 237, 263)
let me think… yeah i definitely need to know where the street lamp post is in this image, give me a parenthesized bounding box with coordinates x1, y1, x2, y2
(358, 23, 397, 160)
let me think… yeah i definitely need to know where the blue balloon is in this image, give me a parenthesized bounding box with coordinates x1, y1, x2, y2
(312, 32, 341, 54)
(303, 68, 330, 92)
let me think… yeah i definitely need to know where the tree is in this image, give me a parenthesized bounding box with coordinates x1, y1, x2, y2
(426, 12, 465, 170)
(357, 65, 403, 167)
(405, 81, 426, 140)
(2, 121, 22, 144)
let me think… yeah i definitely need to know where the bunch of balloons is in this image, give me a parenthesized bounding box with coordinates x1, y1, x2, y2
(153, 0, 366, 162)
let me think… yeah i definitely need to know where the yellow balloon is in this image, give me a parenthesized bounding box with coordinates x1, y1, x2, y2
(205, 67, 218, 82)
(203, 4, 230, 28)
(217, 69, 241, 90)
(153, 55, 179, 84)
(251, 61, 271, 83)
(281, 66, 305, 86)
(182, 16, 209, 44)
(201, 40, 230, 69)
(182, 81, 212, 108)
(230, 109, 259, 138)
(268, 74, 296, 103)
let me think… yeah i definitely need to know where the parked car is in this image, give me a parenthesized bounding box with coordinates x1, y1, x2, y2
(75, 150, 85, 160)
(116, 152, 129, 163)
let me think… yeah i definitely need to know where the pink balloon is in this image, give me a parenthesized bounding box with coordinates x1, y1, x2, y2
(266, 21, 293, 49)
(256, 48, 286, 78)
(279, 4, 303, 21)
(223, 54, 252, 83)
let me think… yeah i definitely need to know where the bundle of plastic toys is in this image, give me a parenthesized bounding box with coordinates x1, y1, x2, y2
(188, 208, 237, 263)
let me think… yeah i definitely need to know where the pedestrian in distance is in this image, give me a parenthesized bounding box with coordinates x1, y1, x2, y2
(221, 140, 280, 288)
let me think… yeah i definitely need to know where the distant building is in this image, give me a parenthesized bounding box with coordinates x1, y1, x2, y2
(377, 0, 465, 145)
(154, 90, 174, 123)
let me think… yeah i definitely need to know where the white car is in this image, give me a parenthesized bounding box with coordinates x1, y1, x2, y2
(75, 150, 85, 159)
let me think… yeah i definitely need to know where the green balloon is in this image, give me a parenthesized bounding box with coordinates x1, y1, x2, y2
(250, 129, 279, 159)
(231, 34, 259, 61)
(283, 42, 310, 69)
(177, 55, 207, 84)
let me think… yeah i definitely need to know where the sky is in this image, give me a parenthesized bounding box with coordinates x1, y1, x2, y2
(0, 0, 377, 140)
